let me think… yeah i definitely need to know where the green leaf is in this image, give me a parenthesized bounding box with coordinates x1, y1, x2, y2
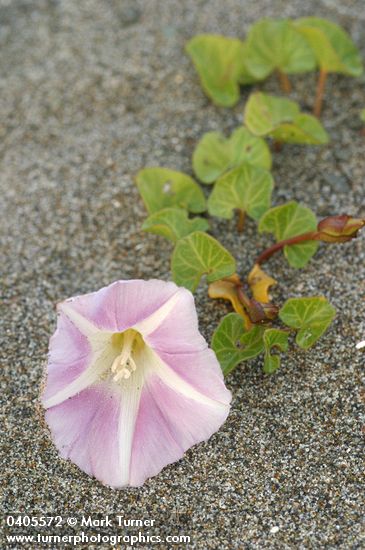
(279, 297, 336, 349)
(270, 114, 329, 144)
(208, 164, 273, 221)
(244, 92, 329, 144)
(245, 93, 300, 136)
(211, 313, 265, 375)
(185, 34, 255, 107)
(295, 17, 363, 76)
(238, 41, 264, 85)
(244, 19, 316, 80)
(258, 201, 319, 268)
(171, 231, 236, 291)
(263, 329, 289, 374)
(192, 127, 272, 184)
(360, 109, 365, 123)
(136, 168, 206, 214)
(142, 208, 209, 243)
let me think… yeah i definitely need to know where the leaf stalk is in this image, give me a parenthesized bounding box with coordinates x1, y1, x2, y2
(314, 69, 328, 118)
(237, 209, 246, 233)
(277, 70, 292, 94)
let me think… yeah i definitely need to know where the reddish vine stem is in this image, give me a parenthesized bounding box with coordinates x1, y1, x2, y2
(256, 231, 318, 265)
(314, 69, 328, 118)
(236, 285, 252, 310)
(221, 277, 278, 324)
(221, 276, 251, 307)
(220, 276, 253, 323)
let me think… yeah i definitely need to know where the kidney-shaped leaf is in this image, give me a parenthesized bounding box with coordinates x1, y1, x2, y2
(193, 127, 272, 184)
(142, 208, 209, 243)
(244, 92, 299, 135)
(185, 34, 254, 107)
(239, 41, 265, 85)
(171, 231, 236, 291)
(270, 113, 329, 144)
(212, 313, 265, 375)
(244, 92, 329, 144)
(263, 329, 289, 374)
(295, 17, 363, 76)
(208, 164, 273, 221)
(258, 201, 318, 268)
(279, 297, 336, 349)
(136, 168, 206, 214)
(244, 19, 316, 80)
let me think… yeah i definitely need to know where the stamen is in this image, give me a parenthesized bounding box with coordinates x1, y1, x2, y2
(114, 367, 131, 381)
(110, 330, 139, 382)
(111, 355, 122, 373)
(129, 357, 137, 371)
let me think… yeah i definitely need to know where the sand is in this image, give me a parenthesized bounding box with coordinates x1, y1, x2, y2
(1, 0, 364, 548)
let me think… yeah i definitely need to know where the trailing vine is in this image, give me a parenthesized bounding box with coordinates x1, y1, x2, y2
(134, 17, 364, 376)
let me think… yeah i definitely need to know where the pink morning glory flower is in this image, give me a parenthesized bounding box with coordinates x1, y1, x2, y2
(42, 279, 231, 487)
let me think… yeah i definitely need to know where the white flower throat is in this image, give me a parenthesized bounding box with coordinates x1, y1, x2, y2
(110, 330, 141, 382)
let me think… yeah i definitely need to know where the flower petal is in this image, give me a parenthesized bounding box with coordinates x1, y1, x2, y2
(136, 286, 207, 353)
(42, 311, 92, 402)
(130, 371, 230, 486)
(45, 383, 124, 487)
(155, 347, 229, 402)
(129, 344, 231, 486)
(43, 341, 117, 408)
(60, 279, 180, 332)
